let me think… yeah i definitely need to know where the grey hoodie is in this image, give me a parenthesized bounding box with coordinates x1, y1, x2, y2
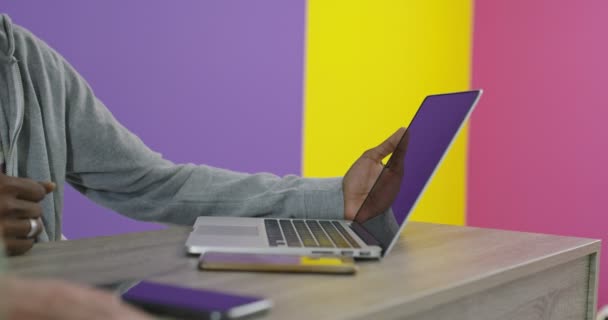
(0, 14, 343, 242)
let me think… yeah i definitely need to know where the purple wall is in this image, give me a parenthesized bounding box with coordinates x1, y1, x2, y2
(3, 1, 307, 238)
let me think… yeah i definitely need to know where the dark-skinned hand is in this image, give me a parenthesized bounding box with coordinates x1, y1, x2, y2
(0, 172, 54, 255)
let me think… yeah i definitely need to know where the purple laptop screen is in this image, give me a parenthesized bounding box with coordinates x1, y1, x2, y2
(353, 91, 481, 253)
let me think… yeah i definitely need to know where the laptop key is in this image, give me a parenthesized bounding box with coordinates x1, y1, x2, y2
(332, 221, 361, 248)
(293, 220, 318, 247)
(306, 221, 334, 248)
(264, 219, 285, 247)
(319, 221, 352, 248)
(279, 220, 302, 247)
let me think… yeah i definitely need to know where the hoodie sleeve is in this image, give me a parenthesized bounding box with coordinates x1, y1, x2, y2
(11, 21, 345, 225)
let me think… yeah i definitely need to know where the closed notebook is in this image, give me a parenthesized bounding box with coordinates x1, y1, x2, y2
(199, 252, 357, 274)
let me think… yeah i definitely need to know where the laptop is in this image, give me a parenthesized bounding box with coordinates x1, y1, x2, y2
(186, 90, 483, 259)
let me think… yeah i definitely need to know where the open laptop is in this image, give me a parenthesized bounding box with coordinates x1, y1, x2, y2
(186, 90, 482, 259)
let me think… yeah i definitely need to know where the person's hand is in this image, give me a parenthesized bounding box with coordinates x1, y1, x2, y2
(0, 276, 151, 320)
(0, 172, 55, 255)
(342, 127, 408, 221)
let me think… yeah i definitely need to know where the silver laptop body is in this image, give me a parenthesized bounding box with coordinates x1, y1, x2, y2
(186, 216, 382, 258)
(186, 90, 482, 259)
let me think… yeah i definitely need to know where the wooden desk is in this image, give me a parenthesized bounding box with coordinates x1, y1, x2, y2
(7, 222, 600, 320)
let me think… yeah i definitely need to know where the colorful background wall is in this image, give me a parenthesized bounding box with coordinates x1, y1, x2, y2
(469, 0, 608, 308)
(3, 0, 606, 307)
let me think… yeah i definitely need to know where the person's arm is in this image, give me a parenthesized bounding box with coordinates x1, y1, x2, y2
(11, 19, 404, 228)
(0, 275, 151, 320)
(0, 231, 149, 320)
(39, 34, 344, 225)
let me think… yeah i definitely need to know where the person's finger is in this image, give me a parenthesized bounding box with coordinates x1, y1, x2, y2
(364, 127, 407, 161)
(3, 177, 47, 202)
(0, 199, 43, 219)
(38, 181, 56, 194)
(385, 129, 410, 170)
(1, 218, 43, 238)
(4, 237, 35, 256)
(2, 218, 32, 238)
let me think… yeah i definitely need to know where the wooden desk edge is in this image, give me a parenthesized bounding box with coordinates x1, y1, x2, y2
(358, 239, 601, 319)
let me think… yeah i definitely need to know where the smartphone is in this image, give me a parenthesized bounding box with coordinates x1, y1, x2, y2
(122, 281, 272, 319)
(199, 252, 357, 274)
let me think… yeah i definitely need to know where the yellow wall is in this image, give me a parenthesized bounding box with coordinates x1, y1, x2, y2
(303, 1, 473, 225)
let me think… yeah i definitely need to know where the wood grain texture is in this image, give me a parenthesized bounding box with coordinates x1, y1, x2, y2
(7, 222, 600, 320)
(399, 257, 589, 320)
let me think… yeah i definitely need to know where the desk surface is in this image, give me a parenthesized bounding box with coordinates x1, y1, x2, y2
(8, 222, 600, 319)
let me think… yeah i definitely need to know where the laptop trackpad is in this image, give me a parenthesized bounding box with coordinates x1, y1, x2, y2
(190, 224, 266, 248)
(195, 225, 259, 237)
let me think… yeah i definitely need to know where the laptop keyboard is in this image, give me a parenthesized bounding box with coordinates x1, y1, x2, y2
(303, 220, 334, 248)
(264, 219, 360, 248)
(331, 221, 361, 248)
(293, 220, 318, 247)
(279, 220, 302, 247)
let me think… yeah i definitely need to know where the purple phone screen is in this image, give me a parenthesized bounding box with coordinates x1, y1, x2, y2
(122, 281, 264, 312)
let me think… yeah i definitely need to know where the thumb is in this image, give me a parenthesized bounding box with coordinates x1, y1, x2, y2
(38, 181, 56, 194)
(367, 127, 407, 161)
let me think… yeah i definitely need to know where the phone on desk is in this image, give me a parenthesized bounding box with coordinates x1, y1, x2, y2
(199, 251, 357, 274)
(121, 281, 272, 320)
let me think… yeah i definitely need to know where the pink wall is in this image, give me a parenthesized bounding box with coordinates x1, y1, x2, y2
(470, 1, 607, 307)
